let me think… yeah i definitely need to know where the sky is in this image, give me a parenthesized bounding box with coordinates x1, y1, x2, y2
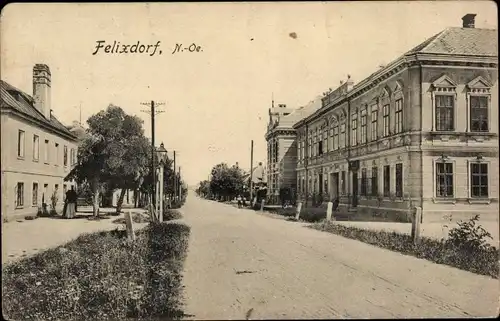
(1, 1, 497, 186)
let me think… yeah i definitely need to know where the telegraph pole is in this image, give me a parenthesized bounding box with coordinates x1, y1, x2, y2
(141, 100, 165, 210)
(249, 140, 254, 202)
(173, 150, 177, 201)
(178, 166, 182, 200)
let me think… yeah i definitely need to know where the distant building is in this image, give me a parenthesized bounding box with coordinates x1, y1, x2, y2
(292, 14, 498, 223)
(265, 98, 322, 204)
(1, 64, 79, 220)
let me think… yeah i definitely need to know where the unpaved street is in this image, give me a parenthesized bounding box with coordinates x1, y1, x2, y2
(181, 196, 499, 319)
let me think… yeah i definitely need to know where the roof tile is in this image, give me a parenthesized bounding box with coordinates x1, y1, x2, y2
(1, 80, 77, 139)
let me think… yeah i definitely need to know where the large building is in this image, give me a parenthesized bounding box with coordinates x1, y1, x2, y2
(270, 14, 498, 223)
(265, 97, 322, 204)
(1, 64, 79, 221)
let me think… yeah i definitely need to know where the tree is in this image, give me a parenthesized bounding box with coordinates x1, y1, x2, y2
(66, 104, 149, 217)
(209, 163, 245, 201)
(196, 180, 210, 198)
(110, 135, 151, 214)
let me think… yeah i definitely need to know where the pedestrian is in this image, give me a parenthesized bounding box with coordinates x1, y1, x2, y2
(63, 186, 77, 219)
(332, 197, 340, 212)
(237, 194, 242, 208)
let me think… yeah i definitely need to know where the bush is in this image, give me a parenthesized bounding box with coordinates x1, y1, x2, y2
(164, 209, 183, 221)
(445, 214, 493, 253)
(266, 207, 325, 223)
(2, 222, 191, 320)
(310, 220, 499, 278)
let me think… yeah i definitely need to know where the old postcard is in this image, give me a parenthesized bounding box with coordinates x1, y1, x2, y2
(1, 1, 498, 320)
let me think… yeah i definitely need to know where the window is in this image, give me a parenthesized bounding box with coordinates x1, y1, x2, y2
(18, 130, 25, 158)
(383, 104, 390, 137)
(383, 165, 390, 197)
(43, 184, 48, 204)
(436, 162, 454, 197)
(32, 183, 38, 206)
(470, 96, 488, 132)
(44, 140, 49, 163)
(318, 140, 323, 155)
(16, 182, 24, 207)
(340, 116, 346, 148)
(341, 171, 346, 195)
(361, 168, 367, 196)
(33, 135, 40, 161)
(371, 166, 378, 196)
(273, 141, 278, 163)
(333, 125, 339, 150)
(470, 163, 488, 198)
(351, 115, 358, 146)
(64, 145, 68, 166)
(395, 163, 403, 197)
(329, 124, 334, 151)
(55, 143, 59, 165)
(323, 127, 328, 153)
(395, 99, 403, 134)
(435, 95, 454, 131)
(371, 108, 378, 141)
(308, 137, 312, 157)
(360, 110, 367, 144)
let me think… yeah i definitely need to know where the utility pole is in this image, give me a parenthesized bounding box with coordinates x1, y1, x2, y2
(178, 166, 182, 200)
(141, 100, 165, 211)
(249, 140, 254, 203)
(173, 150, 177, 201)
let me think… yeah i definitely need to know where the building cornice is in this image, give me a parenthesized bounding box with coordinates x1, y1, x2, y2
(293, 52, 498, 130)
(265, 128, 296, 140)
(1, 107, 79, 142)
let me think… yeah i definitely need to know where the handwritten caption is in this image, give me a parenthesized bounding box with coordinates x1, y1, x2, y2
(92, 41, 204, 56)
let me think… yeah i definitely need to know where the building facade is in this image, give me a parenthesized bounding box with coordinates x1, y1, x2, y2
(265, 98, 321, 204)
(292, 14, 498, 223)
(1, 64, 79, 221)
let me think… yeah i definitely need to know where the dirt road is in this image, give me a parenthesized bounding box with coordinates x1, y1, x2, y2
(180, 196, 499, 319)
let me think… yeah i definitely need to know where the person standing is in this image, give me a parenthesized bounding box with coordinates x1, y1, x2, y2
(64, 186, 77, 219)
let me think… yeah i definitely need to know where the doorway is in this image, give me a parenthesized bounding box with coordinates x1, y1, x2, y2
(352, 171, 358, 207)
(330, 172, 339, 200)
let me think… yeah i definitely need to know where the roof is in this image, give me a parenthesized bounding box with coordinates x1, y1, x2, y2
(1, 80, 77, 140)
(406, 27, 497, 56)
(278, 96, 323, 128)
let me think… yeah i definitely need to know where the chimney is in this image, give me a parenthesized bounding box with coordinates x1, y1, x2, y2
(33, 64, 52, 119)
(462, 13, 476, 28)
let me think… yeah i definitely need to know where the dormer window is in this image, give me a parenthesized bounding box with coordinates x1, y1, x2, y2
(431, 74, 457, 132)
(466, 76, 491, 133)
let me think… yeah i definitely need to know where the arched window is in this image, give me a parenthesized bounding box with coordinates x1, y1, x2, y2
(393, 81, 404, 134)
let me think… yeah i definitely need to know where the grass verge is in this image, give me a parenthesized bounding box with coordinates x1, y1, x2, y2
(265, 207, 325, 222)
(2, 222, 191, 320)
(310, 220, 499, 279)
(113, 212, 151, 224)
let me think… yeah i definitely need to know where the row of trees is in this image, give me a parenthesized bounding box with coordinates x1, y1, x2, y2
(196, 163, 247, 201)
(66, 104, 186, 217)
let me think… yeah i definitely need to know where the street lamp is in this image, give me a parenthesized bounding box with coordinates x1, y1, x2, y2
(156, 142, 168, 222)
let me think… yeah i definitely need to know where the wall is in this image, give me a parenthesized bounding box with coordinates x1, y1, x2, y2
(419, 65, 499, 222)
(278, 136, 297, 189)
(1, 113, 78, 220)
